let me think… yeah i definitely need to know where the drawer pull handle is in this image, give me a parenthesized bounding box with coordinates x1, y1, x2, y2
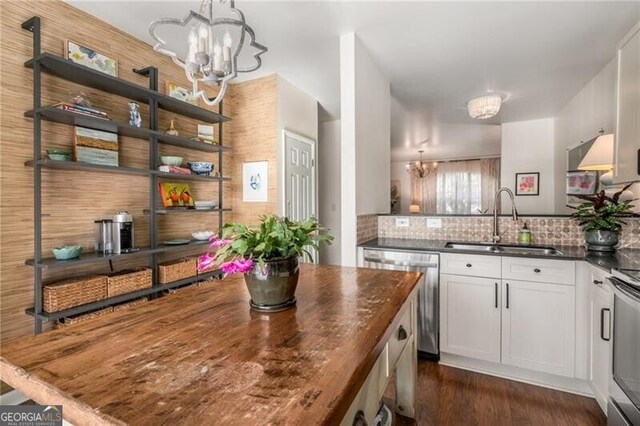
(600, 308, 611, 341)
(593, 280, 603, 285)
(353, 410, 368, 426)
(506, 283, 510, 309)
(398, 325, 408, 341)
(533, 268, 541, 273)
(466, 263, 472, 268)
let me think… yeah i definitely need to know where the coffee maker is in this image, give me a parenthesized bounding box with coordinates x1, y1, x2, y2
(112, 211, 134, 254)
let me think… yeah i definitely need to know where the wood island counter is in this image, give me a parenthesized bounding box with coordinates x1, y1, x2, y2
(1, 264, 421, 425)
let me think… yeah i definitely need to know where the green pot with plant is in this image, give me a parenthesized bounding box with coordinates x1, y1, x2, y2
(198, 215, 333, 312)
(570, 183, 638, 252)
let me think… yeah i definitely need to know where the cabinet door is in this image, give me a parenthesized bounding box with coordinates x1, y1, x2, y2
(502, 280, 576, 377)
(589, 285, 612, 413)
(615, 23, 640, 184)
(440, 274, 501, 362)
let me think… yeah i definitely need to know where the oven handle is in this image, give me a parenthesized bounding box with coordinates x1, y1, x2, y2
(609, 277, 640, 301)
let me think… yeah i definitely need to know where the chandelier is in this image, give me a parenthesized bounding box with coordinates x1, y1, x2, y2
(467, 95, 502, 119)
(406, 150, 437, 178)
(149, 0, 267, 106)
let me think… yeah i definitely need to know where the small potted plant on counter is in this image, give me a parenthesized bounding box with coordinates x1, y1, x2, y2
(198, 215, 333, 312)
(571, 183, 638, 252)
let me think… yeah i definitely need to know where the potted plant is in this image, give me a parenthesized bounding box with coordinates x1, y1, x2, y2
(571, 183, 638, 252)
(198, 215, 333, 312)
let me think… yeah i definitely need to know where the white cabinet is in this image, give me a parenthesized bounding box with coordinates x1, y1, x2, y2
(615, 21, 640, 184)
(440, 274, 501, 362)
(501, 280, 576, 377)
(587, 270, 612, 413)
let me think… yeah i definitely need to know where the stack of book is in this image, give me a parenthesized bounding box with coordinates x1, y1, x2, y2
(158, 165, 192, 175)
(51, 102, 110, 120)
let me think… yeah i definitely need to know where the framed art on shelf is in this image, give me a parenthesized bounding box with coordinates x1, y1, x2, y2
(515, 172, 540, 196)
(64, 40, 118, 77)
(166, 81, 198, 105)
(243, 161, 268, 202)
(566, 170, 598, 195)
(159, 182, 195, 208)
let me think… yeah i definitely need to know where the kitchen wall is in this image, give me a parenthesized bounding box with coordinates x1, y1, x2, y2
(553, 57, 640, 213)
(340, 33, 391, 266)
(376, 215, 640, 248)
(501, 118, 556, 214)
(318, 119, 342, 265)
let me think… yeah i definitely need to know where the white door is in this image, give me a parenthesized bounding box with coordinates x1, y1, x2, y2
(588, 284, 612, 413)
(440, 274, 501, 363)
(283, 130, 317, 261)
(501, 280, 576, 377)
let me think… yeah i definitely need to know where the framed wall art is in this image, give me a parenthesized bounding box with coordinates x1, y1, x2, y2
(65, 40, 118, 77)
(243, 161, 268, 202)
(73, 126, 118, 166)
(566, 170, 598, 195)
(166, 81, 198, 105)
(515, 172, 540, 196)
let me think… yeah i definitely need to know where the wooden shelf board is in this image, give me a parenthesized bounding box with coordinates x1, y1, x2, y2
(26, 159, 149, 176)
(151, 170, 230, 182)
(25, 53, 230, 123)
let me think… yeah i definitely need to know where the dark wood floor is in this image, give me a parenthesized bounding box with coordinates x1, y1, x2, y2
(387, 360, 606, 426)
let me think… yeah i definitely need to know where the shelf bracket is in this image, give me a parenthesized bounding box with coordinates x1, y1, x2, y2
(21, 16, 41, 58)
(133, 66, 158, 91)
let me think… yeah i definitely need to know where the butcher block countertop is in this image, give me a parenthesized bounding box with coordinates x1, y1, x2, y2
(1, 264, 421, 426)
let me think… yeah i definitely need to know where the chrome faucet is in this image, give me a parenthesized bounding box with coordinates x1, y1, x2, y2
(492, 187, 518, 243)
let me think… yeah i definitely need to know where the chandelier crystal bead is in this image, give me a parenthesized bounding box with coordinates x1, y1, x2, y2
(467, 95, 502, 119)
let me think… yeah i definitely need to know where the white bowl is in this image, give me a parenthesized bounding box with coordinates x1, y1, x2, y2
(160, 156, 183, 166)
(192, 231, 215, 241)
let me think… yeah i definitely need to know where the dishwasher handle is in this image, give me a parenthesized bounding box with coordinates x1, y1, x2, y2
(363, 256, 438, 268)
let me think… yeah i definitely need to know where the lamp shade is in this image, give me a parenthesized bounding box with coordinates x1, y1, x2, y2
(578, 133, 614, 171)
(409, 204, 420, 213)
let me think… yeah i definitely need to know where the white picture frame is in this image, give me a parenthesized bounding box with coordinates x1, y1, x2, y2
(243, 161, 268, 202)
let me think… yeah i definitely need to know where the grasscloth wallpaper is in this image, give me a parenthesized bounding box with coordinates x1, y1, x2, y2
(0, 1, 279, 342)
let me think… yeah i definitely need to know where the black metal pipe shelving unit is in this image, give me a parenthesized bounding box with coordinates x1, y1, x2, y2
(22, 16, 230, 334)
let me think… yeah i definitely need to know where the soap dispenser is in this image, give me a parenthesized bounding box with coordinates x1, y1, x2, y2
(518, 222, 532, 246)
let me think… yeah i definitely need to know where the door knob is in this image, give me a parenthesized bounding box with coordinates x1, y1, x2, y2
(353, 410, 367, 426)
(398, 325, 408, 340)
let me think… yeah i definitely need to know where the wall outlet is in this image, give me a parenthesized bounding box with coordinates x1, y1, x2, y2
(395, 217, 410, 228)
(427, 218, 442, 228)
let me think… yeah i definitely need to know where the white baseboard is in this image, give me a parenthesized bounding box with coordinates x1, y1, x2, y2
(440, 352, 594, 397)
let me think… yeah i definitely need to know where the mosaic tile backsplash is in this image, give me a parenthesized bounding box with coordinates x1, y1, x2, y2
(376, 215, 640, 249)
(357, 214, 379, 244)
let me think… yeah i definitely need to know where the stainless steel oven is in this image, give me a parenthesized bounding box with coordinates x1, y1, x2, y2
(608, 269, 640, 426)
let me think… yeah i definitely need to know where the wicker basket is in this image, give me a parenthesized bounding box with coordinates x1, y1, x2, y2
(159, 258, 197, 284)
(107, 268, 152, 297)
(53, 307, 113, 329)
(43, 275, 108, 313)
(112, 297, 148, 311)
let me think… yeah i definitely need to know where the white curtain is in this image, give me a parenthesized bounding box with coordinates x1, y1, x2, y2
(480, 158, 501, 213)
(436, 161, 483, 214)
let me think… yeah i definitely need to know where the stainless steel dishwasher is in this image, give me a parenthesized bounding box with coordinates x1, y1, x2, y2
(362, 248, 439, 359)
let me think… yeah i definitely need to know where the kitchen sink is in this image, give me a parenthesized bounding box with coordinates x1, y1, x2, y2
(445, 242, 563, 256)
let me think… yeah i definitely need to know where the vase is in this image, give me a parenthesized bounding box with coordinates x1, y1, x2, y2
(244, 256, 299, 312)
(585, 230, 619, 252)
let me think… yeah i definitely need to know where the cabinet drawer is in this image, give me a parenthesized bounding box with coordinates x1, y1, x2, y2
(441, 253, 501, 278)
(340, 344, 389, 426)
(502, 257, 575, 285)
(388, 301, 413, 368)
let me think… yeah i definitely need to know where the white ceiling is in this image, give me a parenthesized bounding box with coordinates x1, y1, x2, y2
(67, 1, 640, 162)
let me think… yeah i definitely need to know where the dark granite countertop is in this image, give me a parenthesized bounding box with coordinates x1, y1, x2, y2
(358, 238, 640, 273)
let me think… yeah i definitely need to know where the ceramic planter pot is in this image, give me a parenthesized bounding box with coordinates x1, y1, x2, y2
(244, 256, 299, 312)
(585, 230, 619, 252)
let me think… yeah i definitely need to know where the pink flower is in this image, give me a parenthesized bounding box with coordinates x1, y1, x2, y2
(220, 258, 254, 275)
(197, 254, 217, 272)
(209, 236, 231, 250)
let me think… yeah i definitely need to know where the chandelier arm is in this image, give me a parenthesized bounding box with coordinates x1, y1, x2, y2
(196, 79, 229, 106)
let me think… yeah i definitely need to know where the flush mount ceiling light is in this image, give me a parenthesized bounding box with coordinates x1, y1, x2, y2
(467, 95, 502, 120)
(149, 0, 267, 106)
(406, 150, 437, 178)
